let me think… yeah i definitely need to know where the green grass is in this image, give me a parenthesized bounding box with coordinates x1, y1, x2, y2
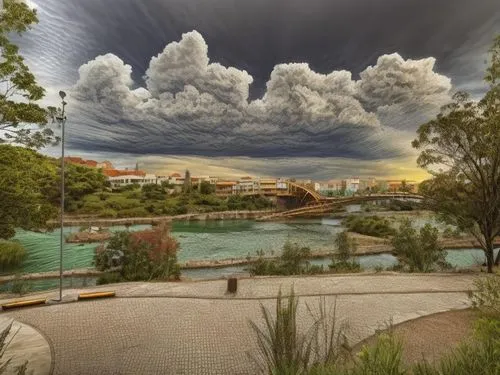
(250, 280, 500, 375)
(71, 190, 273, 218)
(0, 241, 26, 270)
(342, 215, 396, 238)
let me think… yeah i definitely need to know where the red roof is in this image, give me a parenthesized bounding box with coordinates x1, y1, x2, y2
(64, 157, 98, 168)
(103, 169, 146, 177)
(170, 173, 182, 178)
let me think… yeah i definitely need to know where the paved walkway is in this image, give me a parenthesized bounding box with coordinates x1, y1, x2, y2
(2, 274, 477, 375)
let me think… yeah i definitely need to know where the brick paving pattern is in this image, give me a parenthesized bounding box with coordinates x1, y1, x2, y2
(3, 274, 474, 375)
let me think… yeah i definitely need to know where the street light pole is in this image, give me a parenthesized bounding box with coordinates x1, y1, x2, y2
(57, 91, 67, 302)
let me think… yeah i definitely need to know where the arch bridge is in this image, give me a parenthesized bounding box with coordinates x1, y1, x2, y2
(261, 191, 424, 220)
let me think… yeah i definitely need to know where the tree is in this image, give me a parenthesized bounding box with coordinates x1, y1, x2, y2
(329, 231, 361, 272)
(0, 145, 58, 239)
(199, 180, 215, 195)
(392, 219, 448, 272)
(0, 0, 59, 148)
(412, 36, 500, 273)
(334, 231, 357, 263)
(398, 180, 411, 193)
(182, 169, 192, 193)
(64, 164, 109, 210)
(94, 222, 180, 281)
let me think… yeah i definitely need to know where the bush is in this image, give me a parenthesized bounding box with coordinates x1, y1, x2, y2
(343, 215, 396, 238)
(412, 318, 500, 375)
(248, 288, 350, 375)
(96, 272, 123, 285)
(352, 333, 405, 375)
(468, 276, 500, 317)
(10, 276, 32, 295)
(118, 207, 150, 218)
(392, 219, 450, 272)
(329, 231, 361, 273)
(248, 242, 320, 276)
(442, 227, 454, 238)
(0, 241, 26, 270)
(94, 223, 180, 281)
(0, 322, 29, 374)
(98, 209, 117, 218)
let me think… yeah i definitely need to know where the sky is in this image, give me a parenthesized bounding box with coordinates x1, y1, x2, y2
(13, 0, 500, 180)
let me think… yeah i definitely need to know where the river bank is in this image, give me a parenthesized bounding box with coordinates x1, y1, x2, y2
(47, 209, 276, 227)
(3, 234, 499, 284)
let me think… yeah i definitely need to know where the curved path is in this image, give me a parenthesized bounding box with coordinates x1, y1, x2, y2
(2, 274, 476, 375)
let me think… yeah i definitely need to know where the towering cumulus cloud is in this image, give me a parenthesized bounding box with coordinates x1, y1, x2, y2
(71, 30, 452, 158)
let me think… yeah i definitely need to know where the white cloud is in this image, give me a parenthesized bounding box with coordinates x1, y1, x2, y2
(69, 30, 454, 159)
(356, 53, 452, 128)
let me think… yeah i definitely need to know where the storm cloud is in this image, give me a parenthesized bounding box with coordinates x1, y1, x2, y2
(69, 30, 451, 158)
(12, 0, 500, 176)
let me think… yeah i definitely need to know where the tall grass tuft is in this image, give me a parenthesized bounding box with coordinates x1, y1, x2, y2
(412, 318, 500, 375)
(351, 332, 406, 375)
(248, 288, 317, 375)
(0, 321, 28, 375)
(248, 288, 351, 375)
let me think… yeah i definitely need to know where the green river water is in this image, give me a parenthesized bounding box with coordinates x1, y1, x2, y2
(3, 214, 499, 291)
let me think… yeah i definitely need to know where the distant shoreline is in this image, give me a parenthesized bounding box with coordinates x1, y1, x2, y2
(47, 209, 277, 228)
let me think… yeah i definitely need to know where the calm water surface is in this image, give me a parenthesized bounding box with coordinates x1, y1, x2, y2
(10, 216, 498, 277)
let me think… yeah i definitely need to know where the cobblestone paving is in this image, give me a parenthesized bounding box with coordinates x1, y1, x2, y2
(3, 275, 474, 375)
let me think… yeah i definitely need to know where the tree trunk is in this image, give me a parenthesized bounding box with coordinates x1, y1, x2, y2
(495, 247, 500, 266)
(485, 239, 494, 273)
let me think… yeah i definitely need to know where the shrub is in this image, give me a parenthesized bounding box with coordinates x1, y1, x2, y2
(99, 192, 109, 201)
(104, 196, 142, 211)
(10, 275, 32, 296)
(248, 242, 319, 276)
(343, 215, 396, 238)
(442, 227, 454, 238)
(174, 205, 188, 215)
(95, 223, 180, 281)
(0, 322, 29, 374)
(412, 318, 500, 375)
(0, 241, 26, 270)
(352, 333, 405, 375)
(468, 276, 500, 317)
(329, 231, 361, 273)
(391, 219, 450, 272)
(118, 207, 150, 218)
(248, 289, 350, 375)
(98, 209, 117, 218)
(96, 272, 123, 285)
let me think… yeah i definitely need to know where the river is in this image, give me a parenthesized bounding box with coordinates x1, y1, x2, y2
(6, 213, 499, 284)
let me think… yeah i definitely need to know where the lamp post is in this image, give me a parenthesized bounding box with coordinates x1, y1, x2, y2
(55, 91, 67, 301)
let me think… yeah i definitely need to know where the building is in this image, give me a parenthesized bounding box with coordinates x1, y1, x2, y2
(234, 177, 259, 194)
(316, 180, 343, 195)
(258, 178, 278, 195)
(96, 160, 113, 169)
(359, 178, 377, 192)
(215, 181, 238, 197)
(344, 177, 360, 195)
(107, 174, 158, 188)
(386, 180, 418, 193)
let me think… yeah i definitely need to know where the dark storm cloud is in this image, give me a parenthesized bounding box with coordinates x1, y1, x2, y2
(15, 0, 499, 161)
(21, 0, 499, 95)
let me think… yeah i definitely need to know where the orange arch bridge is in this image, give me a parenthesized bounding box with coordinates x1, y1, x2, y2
(262, 193, 424, 219)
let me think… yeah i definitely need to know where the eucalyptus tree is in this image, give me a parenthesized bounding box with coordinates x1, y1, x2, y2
(0, 0, 59, 148)
(413, 36, 500, 272)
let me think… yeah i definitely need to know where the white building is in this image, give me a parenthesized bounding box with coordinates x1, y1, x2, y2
(108, 174, 158, 188)
(344, 177, 360, 194)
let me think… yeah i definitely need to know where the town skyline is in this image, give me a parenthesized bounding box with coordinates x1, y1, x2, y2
(63, 155, 425, 184)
